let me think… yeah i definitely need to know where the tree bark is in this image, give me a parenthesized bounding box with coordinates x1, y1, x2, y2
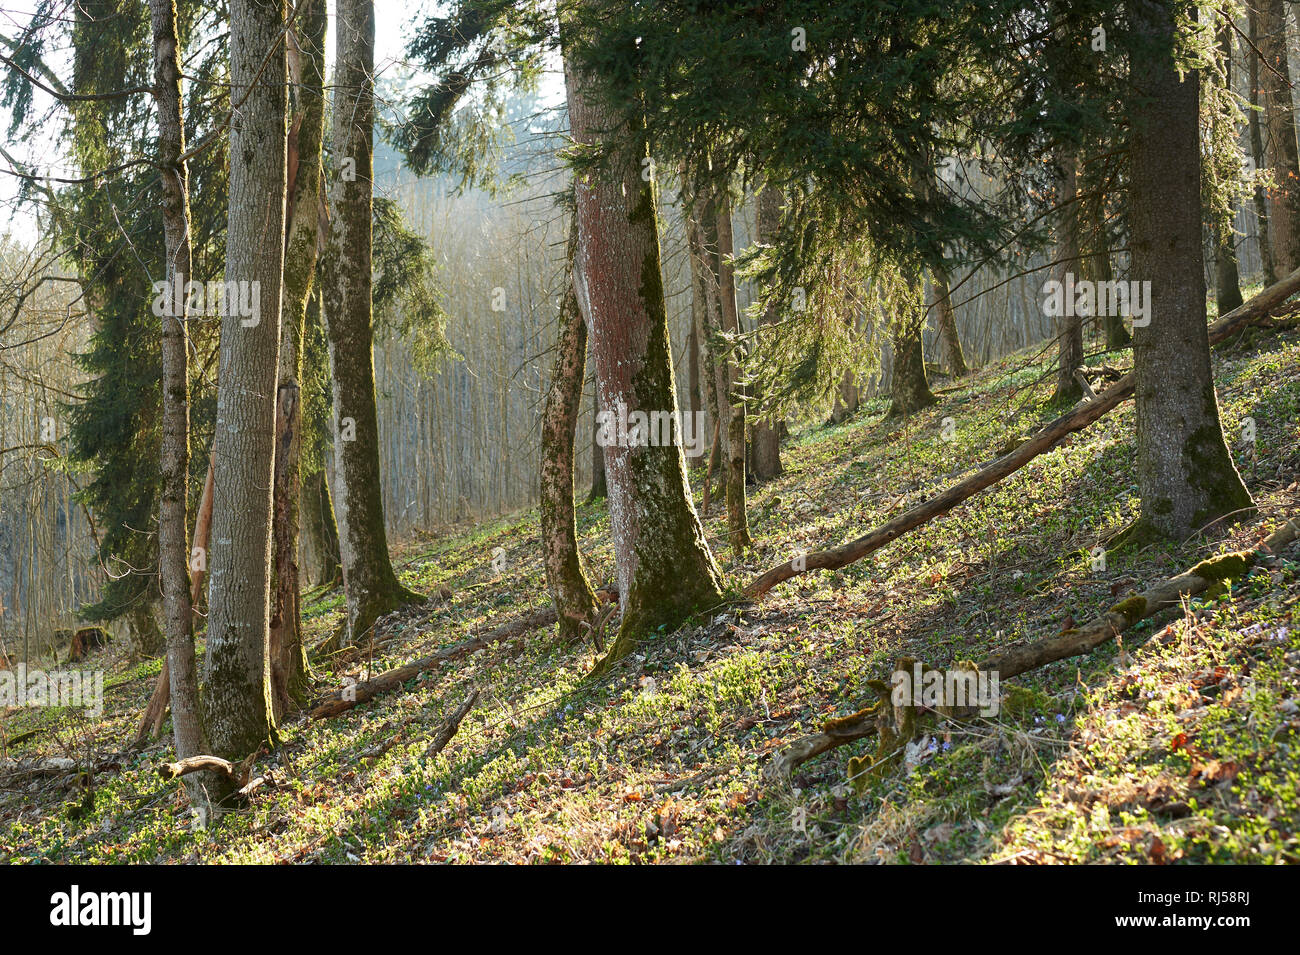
(1214, 13, 1244, 315)
(321, 0, 418, 649)
(587, 385, 607, 501)
(541, 211, 599, 642)
(1247, 10, 1279, 286)
(202, 0, 287, 773)
(302, 461, 341, 585)
(269, 0, 326, 718)
(133, 451, 213, 746)
(1051, 149, 1085, 403)
(930, 265, 969, 377)
(887, 298, 935, 418)
(1128, 0, 1253, 541)
(563, 28, 723, 673)
(751, 184, 784, 479)
(714, 191, 751, 552)
(148, 0, 211, 811)
(684, 175, 727, 501)
(1256, 0, 1300, 274)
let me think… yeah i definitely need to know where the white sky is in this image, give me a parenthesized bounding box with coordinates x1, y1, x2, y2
(0, 0, 537, 244)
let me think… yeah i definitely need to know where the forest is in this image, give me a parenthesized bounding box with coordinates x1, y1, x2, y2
(0, 0, 1297, 884)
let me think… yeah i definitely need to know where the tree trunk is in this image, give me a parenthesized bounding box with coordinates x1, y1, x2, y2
(587, 386, 607, 501)
(1257, 0, 1300, 274)
(684, 178, 728, 502)
(1247, 11, 1279, 286)
(302, 464, 341, 585)
(148, 0, 211, 812)
(829, 369, 861, 424)
(203, 0, 287, 776)
(541, 211, 599, 642)
(1212, 12, 1245, 314)
(930, 266, 969, 377)
(714, 191, 751, 552)
(269, 0, 326, 719)
(563, 32, 723, 673)
(887, 293, 936, 418)
(1051, 149, 1085, 403)
(751, 184, 783, 480)
(322, 0, 418, 649)
(1127, 0, 1253, 541)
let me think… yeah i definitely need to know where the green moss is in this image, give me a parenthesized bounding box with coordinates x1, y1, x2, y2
(999, 684, 1056, 718)
(1109, 595, 1148, 627)
(1190, 551, 1251, 583)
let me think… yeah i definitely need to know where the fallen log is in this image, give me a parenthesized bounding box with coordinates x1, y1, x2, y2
(747, 265, 1300, 598)
(158, 754, 243, 784)
(309, 607, 557, 719)
(0, 754, 126, 779)
(425, 688, 479, 758)
(767, 515, 1300, 778)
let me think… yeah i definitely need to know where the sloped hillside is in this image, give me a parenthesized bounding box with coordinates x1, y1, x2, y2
(3, 326, 1298, 864)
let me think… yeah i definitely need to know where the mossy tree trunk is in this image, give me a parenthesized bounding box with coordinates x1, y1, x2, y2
(148, 0, 212, 811)
(1051, 149, 1084, 404)
(829, 369, 861, 424)
(202, 0, 286, 777)
(683, 174, 727, 503)
(563, 35, 723, 674)
(587, 385, 607, 501)
(751, 184, 783, 479)
(269, 0, 325, 720)
(321, 0, 419, 648)
(1128, 0, 1253, 540)
(714, 191, 751, 552)
(1256, 0, 1300, 274)
(887, 295, 936, 419)
(930, 266, 968, 378)
(541, 211, 599, 642)
(302, 462, 341, 585)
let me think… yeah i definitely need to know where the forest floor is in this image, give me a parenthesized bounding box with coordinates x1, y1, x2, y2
(4, 322, 1300, 864)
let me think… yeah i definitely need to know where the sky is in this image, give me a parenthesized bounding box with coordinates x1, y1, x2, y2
(0, 0, 557, 245)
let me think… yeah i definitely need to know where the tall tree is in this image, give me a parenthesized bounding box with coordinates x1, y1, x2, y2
(1247, 10, 1279, 285)
(270, 0, 326, 716)
(887, 296, 936, 418)
(541, 211, 599, 642)
(714, 190, 751, 552)
(322, 0, 420, 649)
(202, 0, 288, 769)
(751, 184, 784, 480)
(1050, 149, 1085, 403)
(1127, 0, 1253, 541)
(148, 0, 211, 809)
(563, 15, 723, 673)
(1212, 13, 1244, 315)
(1255, 0, 1300, 274)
